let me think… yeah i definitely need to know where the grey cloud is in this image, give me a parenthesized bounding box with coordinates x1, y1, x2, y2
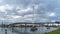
(0, 0, 60, 24)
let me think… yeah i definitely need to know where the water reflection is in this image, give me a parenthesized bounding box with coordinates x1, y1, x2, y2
(0, 27, 58, 34)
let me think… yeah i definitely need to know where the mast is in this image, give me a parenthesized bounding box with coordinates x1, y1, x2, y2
(32, 4, 35, 23)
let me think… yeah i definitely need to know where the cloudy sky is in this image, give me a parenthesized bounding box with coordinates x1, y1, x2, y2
(0, 0, 60, 24)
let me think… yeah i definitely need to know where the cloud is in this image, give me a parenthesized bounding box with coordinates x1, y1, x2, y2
(17, 7, 33, 14)
(46, 12, 56, 17)
(0, 0, 60, 24)
(0, 4, 13, 11)
(48, 13, 55, 16)
(0, 17, 6, 20)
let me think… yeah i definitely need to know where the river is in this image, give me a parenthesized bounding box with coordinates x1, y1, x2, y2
(0, 27, 58, 34)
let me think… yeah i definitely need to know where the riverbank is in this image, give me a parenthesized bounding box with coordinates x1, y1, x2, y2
(44, 28, 60, 34)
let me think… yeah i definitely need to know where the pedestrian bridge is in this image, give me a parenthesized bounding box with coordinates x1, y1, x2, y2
(8, 22, 60, 27)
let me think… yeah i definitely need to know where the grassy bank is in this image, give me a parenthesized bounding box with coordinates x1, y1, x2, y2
(44, 28, 60, 34)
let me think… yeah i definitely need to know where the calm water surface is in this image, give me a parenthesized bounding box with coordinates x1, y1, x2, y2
(0, 27, 58, 34)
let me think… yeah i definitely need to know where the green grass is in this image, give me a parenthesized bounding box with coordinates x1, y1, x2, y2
(44, 28, 60, 34)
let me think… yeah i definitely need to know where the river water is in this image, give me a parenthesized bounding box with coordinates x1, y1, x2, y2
(0, 27, 58, 34)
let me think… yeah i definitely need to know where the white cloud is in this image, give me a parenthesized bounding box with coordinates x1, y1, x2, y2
(46, 12, 56, 17)
(17, 6, 33, 14)
(49, 13, 55, 16)
(51, 20, 56, 22)
(11, 15, 22, 19)
(0, 17, 6, 20)
(0, 4, 13, 12)
(0, 15, 23, 22)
